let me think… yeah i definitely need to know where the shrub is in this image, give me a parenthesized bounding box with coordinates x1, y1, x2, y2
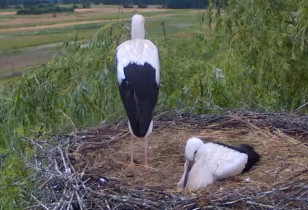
(204, 0, 308, 112)
(138, 4, 148, 8)
(72, 4, 79, 9)
(123, 4, 134, 8)
(0, 23, 127, 209)
(17, 3, 74, 15)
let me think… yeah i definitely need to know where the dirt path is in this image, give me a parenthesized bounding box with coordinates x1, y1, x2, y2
(0, 11, 16, 16)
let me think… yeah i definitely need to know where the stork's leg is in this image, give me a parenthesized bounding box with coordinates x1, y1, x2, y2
(130, 134, 135, 166)
(144, 136, 148, 167)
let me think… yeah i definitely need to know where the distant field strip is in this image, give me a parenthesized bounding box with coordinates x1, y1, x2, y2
(0, 13, 176, 33)
(0, 43, 61, 75)
(0, 19, 110, 33)
(0, 8, 175, 30)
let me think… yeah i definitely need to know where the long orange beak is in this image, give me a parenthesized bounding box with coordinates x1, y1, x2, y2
(183, 159, 194, 188)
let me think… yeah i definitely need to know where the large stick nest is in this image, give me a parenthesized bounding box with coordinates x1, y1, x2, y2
(26, 111, 308, 209)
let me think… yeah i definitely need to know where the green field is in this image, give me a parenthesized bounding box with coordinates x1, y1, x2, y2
(0, 10, 199, 49)
(0, 6, 203, 84)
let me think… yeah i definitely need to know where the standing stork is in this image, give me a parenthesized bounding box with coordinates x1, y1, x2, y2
(115, 14, 159, 167)
(178, 137, 260, 190)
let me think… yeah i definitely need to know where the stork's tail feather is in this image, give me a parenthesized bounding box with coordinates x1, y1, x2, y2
(238, 144, 260, 172)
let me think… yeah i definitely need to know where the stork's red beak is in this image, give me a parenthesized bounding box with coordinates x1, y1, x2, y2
(183, 159, 194, 188)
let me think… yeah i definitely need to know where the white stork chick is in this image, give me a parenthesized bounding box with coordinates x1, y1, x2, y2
(115, 14, 159, 167)
(178, 137, 260, 190)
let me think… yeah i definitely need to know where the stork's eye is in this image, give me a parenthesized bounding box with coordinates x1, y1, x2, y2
(194, 150, 197, 155)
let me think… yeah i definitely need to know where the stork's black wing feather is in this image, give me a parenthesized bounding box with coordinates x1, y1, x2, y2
(214, 142, 260, 172)
(118, 62, 159, 137)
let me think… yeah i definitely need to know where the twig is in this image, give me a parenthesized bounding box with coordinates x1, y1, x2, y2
(59, 109, 78, 133)
(295, 101, 308, 113)
(31, 195, 48, 210)
(245, 200, 275, 209)
(23, 137, 43, 149)
(57, 147, 71, 175)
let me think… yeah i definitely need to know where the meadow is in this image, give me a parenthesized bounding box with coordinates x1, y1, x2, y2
(0, 1, 307, 208)
(0, 5, 200, 84)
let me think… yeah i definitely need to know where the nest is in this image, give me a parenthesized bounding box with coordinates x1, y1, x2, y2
(25, 111, 308, 209)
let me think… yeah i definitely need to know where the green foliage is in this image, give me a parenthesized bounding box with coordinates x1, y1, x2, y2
(205, 0, 308, 112)
(2, 23, 127, 141)
(0, 23, 127, 208)
(82, 0, 91, 8)
(123, 3, 134, 8)
(156, 0, 308, 113)
(0, 152, 32, 209)
(138, 3, 148, 9)
(166, 0, 208, 9)
(17, 2, 74, 15)
(0, 0, 9, 9)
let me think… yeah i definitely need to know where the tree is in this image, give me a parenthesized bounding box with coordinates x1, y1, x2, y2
(0, 0, 9, 8)
(208, 0, 308, 111)
(82, 0, 91, 8)
(166, 0, 208, 9)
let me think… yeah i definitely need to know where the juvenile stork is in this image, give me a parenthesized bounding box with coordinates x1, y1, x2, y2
(115, 14, 159, 167)
(178, 137, 260, 190)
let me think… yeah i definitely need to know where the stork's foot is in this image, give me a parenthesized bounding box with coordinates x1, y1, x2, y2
(126, 161, 136, 169)
(117, 161, 156, 171)
(135, 163, 157, 171)
(117, 161, 136, 170)
(143, 164, 155, 170)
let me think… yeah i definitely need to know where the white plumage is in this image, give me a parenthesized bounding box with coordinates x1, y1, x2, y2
(178, 137, 260, 190)
(115, 14, 160, 167)
(116, 39, 160, 84)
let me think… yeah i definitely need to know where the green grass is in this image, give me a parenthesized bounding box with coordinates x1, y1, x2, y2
(0, 26, 103, 51)
(0, 77, 14, 88)
(58, 4, 83, 8)
(0, 13, 38, 20)
(1, 33, 78, 51)
(146, 13, 204, 38)
(0, 10, 204, 51)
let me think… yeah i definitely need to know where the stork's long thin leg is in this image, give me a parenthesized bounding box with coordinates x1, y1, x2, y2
(130, 134, 134, 165)
(144, 136, 148, 167)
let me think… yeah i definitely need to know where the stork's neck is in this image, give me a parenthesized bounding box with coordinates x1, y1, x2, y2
(131, 20, 145, 40)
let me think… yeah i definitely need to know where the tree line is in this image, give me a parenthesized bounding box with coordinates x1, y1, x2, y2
(1, 0, 210, 9)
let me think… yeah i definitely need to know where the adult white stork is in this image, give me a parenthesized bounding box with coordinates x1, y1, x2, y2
(115, 14, 159, 167)
(178, 137, 260, 190)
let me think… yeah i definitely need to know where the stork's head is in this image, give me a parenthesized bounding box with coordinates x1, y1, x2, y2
(183, 137, 204, 188)
(131, 14, 145, 39)
(185, 137, 204, 161)
(132, 14, 145, 25)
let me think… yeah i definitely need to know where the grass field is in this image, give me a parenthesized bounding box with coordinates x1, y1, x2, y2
(0, 4, 205, 86)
